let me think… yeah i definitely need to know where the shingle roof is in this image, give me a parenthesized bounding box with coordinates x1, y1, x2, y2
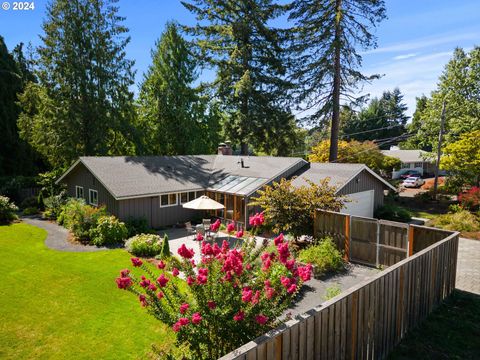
(291, 163, 365, 189)
(381, 150, 430, 163)
(60, 155, 307, 199)
(291, 163, 396, 192)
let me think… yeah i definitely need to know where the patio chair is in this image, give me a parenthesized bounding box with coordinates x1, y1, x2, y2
(202, 219, 211, 231)
(185, 221, 196, 240)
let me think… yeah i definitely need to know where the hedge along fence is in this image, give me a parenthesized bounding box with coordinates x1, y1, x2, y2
(219, 212, 459, 360)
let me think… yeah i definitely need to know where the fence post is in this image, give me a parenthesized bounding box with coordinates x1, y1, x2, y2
(375, 220, 380, 267)
(408, 225, 414, 256)
(344, 215, 350, 262)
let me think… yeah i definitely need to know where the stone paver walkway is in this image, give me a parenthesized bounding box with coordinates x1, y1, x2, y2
(22, 217, 112, 252)
(456, 237, 480, 295)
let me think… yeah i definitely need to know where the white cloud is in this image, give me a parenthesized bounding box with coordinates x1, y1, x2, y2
(393, 53, 417, 60)
(358, 51, 456, 118)
(363, 32, 479, 55)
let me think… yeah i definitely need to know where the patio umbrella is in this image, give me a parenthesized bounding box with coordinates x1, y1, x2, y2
(182, 195, 224, 210)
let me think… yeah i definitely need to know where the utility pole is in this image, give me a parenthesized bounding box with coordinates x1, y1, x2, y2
(433, 100, 446, 200)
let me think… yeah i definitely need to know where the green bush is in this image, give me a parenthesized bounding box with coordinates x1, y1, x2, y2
(90, 215, 128, 246)
(429, 210, 480, 232)
(297, 237, 344, 275)
(58, 198, 107, 241)
(125, 216, 152, 237)
(43, 191, 68, 220)
(375, 204, 412, 223)
(0, 196, 18, 224)
(125, 233, 163, 257)
(22, 207, 39, 215)
(448, 204, 464, 213)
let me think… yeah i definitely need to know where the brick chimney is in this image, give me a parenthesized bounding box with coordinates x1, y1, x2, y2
(217, 141, 233, 155)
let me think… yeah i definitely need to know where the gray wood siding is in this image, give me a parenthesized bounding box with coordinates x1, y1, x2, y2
(61, 163, 119, 215)
(118, 196, 199, 228)
(337, 170, 386, 209)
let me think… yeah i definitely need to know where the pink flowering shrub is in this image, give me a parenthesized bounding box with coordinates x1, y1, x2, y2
(116, 213, 312, 359)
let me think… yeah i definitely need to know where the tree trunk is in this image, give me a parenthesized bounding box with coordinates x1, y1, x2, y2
(240, 142, 248, 155)
(329, 0, 342, 162)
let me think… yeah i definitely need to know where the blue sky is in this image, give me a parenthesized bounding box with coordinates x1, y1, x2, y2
(1, 0, 479, 117)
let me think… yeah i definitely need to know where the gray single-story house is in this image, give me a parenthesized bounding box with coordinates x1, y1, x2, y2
(381, 149, 439, 179)
(56, 151, 395, 228)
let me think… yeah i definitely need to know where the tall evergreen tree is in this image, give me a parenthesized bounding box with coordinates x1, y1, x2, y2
(289, 0, 386, 161)
(18, 0, 136, 168)
(0, 37, 40, 175)
(182, 0, 294, 155)
(342, 88, 408, 147)
(137, 22, 221, 156)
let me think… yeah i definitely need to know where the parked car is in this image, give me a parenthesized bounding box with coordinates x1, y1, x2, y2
(400, 170, 422, 179)
(402, 176, 425, 188)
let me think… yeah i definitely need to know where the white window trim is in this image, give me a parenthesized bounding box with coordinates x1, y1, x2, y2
(180, 192, 188, 205)
(89, 189, 98, 206)
(75, 186, 84, 199)
(159, 193, 178, 208)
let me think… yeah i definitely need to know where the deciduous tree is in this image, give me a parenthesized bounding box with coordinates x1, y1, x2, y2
(406, 47, 480, 150)
(250, 178, 344, 237)
(309, 139, 400, 174)
(441, 130, 480, 186)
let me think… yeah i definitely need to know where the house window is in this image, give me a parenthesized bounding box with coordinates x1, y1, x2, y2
(414, 162, 423, 168)
(75, 186, 84, 199)
(89, 189, 98, 206)
(160, 193, 177, 207)
(401, 163, 410, 169)
(188, 191, 196, 201)
(180, 192, 188, 204)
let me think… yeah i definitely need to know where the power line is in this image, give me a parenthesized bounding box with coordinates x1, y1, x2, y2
(339, 123, 406, 138)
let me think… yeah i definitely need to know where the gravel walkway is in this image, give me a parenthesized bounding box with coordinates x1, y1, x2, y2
(286, 264, 379, 317)
(22, 217, 112, 252)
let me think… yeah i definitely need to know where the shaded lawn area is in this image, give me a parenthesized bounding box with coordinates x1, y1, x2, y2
(388, 290, 480, 359)
(0, 222, 174, 359)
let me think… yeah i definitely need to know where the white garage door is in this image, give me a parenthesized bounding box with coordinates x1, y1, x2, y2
(340, 190, 374, 218)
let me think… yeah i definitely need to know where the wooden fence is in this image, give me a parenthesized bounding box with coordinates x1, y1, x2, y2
(312, 210, 449, 267)
(219, 212, 459, 360)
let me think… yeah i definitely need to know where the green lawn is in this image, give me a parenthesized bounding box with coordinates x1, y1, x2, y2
(0, 222, 174, 360)
(388, 290, 480, 359)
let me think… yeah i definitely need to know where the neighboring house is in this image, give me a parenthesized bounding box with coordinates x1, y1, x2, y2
(292, 163, 396, 218)
(56, 150, 394, 227)
(381, 149, 438, 179)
